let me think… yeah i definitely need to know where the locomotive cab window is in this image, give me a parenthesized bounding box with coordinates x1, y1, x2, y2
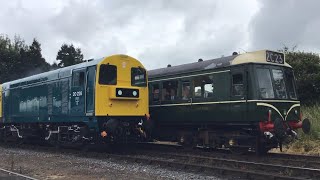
(72, 71, 85, 87)
(132, 67, 147, 87)
(257, 68, 275, 99)
(272, 69, 287, 99)
(285, 69, 297, 100)
(232, 74, 244, 96)
(99, 64, 117, 85)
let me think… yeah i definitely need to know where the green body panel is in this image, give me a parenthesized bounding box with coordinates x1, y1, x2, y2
(149, 63, 301, 127)
(0, 62, 100, 130)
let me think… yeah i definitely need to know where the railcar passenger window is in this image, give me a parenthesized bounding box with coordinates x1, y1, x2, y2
(162, 81, 178, 101)
(152, 84, 160, 102)
(182, 81, 191, 100)
(99, 64, 117, 85)
(232, 74, 244, 96)
(193, 76, 214, 98)
(72, 71, 85, 87)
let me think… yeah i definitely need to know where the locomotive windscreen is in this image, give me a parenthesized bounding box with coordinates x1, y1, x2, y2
(256, 67, 297, 100)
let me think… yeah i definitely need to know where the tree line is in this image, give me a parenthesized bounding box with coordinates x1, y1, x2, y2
(0, 34, 320, 104)
(0, 34, 84, 84)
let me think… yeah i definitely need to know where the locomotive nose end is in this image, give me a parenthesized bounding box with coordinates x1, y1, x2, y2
(302, 118, 311, 134)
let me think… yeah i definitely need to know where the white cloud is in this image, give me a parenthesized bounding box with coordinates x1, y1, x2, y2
(1, 0, 259, 70)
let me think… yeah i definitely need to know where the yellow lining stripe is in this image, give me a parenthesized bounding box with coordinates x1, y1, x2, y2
(150, 100, 299, 108)
(256, 102, 284, 120)
(285, 104, 300, 121)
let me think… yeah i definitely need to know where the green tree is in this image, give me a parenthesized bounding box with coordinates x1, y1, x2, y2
(0, 35, 50, 83)
(282, 48, 320, 104)
(0, 35, 27, 83)
(24, 38, 51, 76)
(56, 44, 84, 67)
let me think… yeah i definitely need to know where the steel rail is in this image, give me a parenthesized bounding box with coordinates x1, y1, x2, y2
(0, 167, 38, 180)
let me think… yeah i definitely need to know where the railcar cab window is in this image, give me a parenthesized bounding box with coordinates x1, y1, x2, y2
(131, 67, 147, 87)
(272, 69, 287, 99)
(232, 74, 244, 96)
(72, 71, 85, 87)
(182, 81, 191, 100)
(99, 64, 117, 85)
(256, 68, 275, 99)
(162, 81, 178, 101)
(194, 76, 214, 98)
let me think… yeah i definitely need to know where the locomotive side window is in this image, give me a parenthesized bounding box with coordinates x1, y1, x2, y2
(182, 81, 191, 100)
(256, 68, 275, 99)
(193, 76, 214, 98)
(99, 64, 117, 85)
(72, 71, 85, 87)
(162, 81, 178, 101)
(152, 84, 160, 102)
(232, 74, 244, 96)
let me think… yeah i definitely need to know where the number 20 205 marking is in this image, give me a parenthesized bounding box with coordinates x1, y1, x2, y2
(73, 91, 83, 97)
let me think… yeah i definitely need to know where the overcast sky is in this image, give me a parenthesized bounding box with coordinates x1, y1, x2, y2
(0, 0, 319, 70)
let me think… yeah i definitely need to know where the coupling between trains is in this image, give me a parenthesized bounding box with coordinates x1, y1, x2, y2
(0, 50, 312, 154)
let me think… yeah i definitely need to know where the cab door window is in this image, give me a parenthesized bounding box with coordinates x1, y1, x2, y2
(72, 71, 85, 87)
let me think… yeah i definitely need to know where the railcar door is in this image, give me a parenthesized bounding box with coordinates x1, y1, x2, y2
(85, 66, 95, 115)
(71, 68, 86, 115)
(230, 67, 247, 122)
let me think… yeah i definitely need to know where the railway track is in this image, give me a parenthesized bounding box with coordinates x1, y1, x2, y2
(0, 167, 38, 180)
(133, 151, 320, 179)
(1, 142, 320, 179)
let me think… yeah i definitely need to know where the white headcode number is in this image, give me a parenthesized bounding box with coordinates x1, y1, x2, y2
(72, 91, 83, 97)
(266, 51, 284, 64)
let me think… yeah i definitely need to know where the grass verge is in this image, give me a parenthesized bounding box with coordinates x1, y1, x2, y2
(277, 105, 320, 155)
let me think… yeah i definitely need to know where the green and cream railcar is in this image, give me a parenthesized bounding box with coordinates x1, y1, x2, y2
(148, 50, 310, 154)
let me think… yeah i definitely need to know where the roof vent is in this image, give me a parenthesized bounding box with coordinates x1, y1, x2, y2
(198, 58, 203, 62)
(232, 52, 238, 55)
(167, 64, 172, 67)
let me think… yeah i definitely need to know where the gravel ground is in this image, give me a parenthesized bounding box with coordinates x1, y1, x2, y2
(0, 146, 222, 180)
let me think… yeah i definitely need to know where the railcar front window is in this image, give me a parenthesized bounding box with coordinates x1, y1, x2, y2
(272, 69, 287, 99)
(131, 67, 147, 87)
(285, 70, 297, 99)
(99, 64, 117, 85)
(257, 68, 275, 99)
